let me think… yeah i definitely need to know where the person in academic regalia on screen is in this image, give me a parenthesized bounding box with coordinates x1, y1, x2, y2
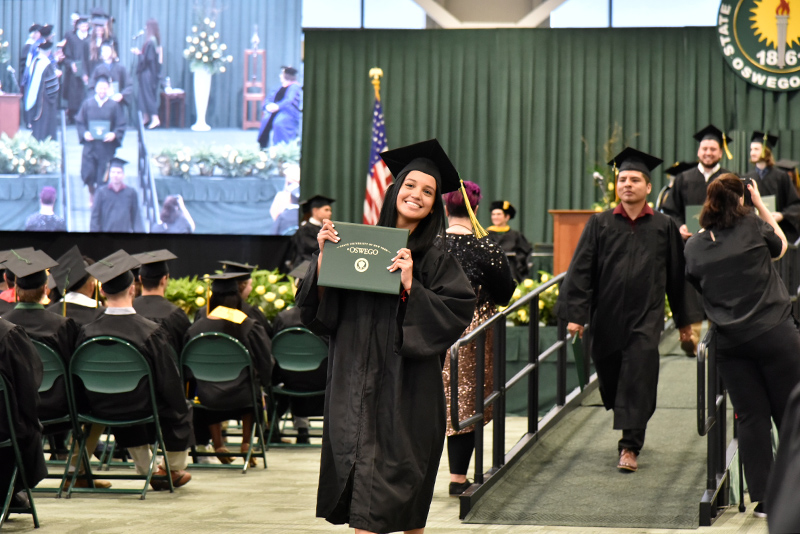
(132, 250, 191, 358)
(78, 250, 193, 490)
(88, 41, 133, 107)
(289, 195, 334, 269)
(26, 39, 60, 142)
(743, 131, 800, 243)
(76, 74, 126, 201)
(132, 19, 162, 129)
(46, 246, 104, 326)
(486, 200, 531, 282)
(296, 139, 476, 533)
(90, 157, 143, 233)
(62, 14, 90, 124)
(258, 66, 302, 148)
(556, 147, 693, 474)
(19, 24, 42, 90)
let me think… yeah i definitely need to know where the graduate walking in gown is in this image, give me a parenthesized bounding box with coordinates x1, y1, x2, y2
(296, 139, 476, 533)
(556, 148, 693, 472)
(132, 19, 162, 129)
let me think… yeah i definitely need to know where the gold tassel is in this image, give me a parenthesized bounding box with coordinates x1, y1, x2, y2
(459, 179, 488, 238)
(206, 277, 211, 316)
(95, 281, 100, 307)
(723, 133, 733, 160)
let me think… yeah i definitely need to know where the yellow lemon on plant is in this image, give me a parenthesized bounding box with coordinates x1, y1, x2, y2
(523, 279, 534, 289)
(195, 297, 206, 307)
(268, 274, 279, 284)
(265, 292, 276, 302)
(195, 285, 205, 295)
(512, 288, 522, 300)
(278, 285, 288, 295)
(255, 285, 266, 295)
(275, 299, 285, 309)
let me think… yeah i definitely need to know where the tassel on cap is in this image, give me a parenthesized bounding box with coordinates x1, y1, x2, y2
(459, 178, 488, 238)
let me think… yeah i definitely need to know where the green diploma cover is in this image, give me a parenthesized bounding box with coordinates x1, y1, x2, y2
(318, 221, 409, 295)
(685, 204, 703, 234)
(88, 120, 111, 138)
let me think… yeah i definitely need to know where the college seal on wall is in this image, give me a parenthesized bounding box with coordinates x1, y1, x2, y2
(718, 0, 800, 91)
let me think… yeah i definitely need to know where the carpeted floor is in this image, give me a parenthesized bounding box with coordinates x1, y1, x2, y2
(465, 349, 708, 529)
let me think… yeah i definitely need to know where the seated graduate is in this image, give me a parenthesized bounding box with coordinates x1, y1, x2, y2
(78, 250, 193, 490)
(0, 314, 47, 512)
(46, 245, 104, 325)
(184, 273, 273, 464)
(0, 248, 35, 313)
(132, 249, 191, 358)
(194, 260, 273, 336)
(487, 201, 532, 282)
(289, 195, 334, 270)
(272, 261, 327, 444)
(1, 250, 80, 419)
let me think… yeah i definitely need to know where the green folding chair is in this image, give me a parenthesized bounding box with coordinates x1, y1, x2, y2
(180, 332, 268, 473)
(66, 336, 173, 499)
(31, 340, 78, 497)
(269, 327, 328, 447)
(0, 374, 40, 528)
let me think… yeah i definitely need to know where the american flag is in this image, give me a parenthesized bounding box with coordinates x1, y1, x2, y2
(363, 98, 391, 225)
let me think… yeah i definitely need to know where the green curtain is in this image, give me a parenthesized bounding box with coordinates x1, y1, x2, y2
(0, 0, 301, 128)
(302, 28, 800, 245)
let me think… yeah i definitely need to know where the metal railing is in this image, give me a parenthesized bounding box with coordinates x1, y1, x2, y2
(450, 272, 597, 518)
(136, 110, 160, 230)
(59, 109, 71, 231)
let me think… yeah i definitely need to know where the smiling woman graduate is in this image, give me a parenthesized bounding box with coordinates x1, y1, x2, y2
(296, 139, 477, 534)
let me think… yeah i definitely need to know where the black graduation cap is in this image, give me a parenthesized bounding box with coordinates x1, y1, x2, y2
(219, 260, 255, 275)
(288, 260, 310, 280)
(693, 124, 732, 146)
(94, 73, 111, 84)
(301, 195, 334, 212)
(665, 161, 697, 176)
(751, 131, 779, 149)
(76, 14, 89, 24)
(380, 139, 461, 195)
(776, 159, 799, 171)
(39, 24, 53, 37)
(85, 250, 140, 295)
(29, 23, 42, 33)
(134, 249, 177, 279)
(38, 40, 54, 51)
(608, 147, 663, 179)
(0, 248, 35, 283)
(109, 157, 127, 170)
(489, 200, 516, 219)
(51, 245, 90, 294)
(1, 249, 57, 290)
(206, 272, 243, 294)
(282, 66, 298, 76)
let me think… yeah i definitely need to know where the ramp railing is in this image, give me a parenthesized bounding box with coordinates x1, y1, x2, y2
(136, 110, 160, 230)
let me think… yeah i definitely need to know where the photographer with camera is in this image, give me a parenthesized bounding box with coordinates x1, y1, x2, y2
(684, 174, 800, 519)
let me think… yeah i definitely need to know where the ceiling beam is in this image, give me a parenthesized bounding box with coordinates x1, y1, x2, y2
(516, 0, 570, 27)
(410, 0, 462, 29)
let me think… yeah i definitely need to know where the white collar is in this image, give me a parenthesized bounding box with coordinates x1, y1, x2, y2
(698, 162, 720, 182)
(309, 217, 322, 226)
(105, 307, 136, 315)
(65, 292, 98, 307)
(95, 94, 108, 107)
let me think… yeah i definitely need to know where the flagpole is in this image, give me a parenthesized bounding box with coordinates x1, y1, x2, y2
(370, 67, 383, 101)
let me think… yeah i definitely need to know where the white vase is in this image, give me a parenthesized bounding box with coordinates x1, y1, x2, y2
(191, 69, 213, 131)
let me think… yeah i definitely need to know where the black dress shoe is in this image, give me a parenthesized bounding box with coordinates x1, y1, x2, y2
(296, 427, 310, 444)
(449, 480, 472, 496)
(11, 491, 30, 510)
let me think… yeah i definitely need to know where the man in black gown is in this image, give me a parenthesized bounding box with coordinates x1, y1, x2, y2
(25, 39, 60, 142)
(90, 157, 144, 233)
(556, 148, 692, 472)
(132, 250, 191, 358)
(88, 41, 133, 107)
(61, 14, 90, 124)
(47, 246, 104, 325)
(79, 250, 193, 490)
(744, 131, 800, 243)
(290, 195, 334, 270)
(75, 75, 126, 199)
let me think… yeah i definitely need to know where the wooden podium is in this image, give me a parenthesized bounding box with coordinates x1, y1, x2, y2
(549, 210, 596, 274)
(242, 49, 266, 130)
(0, 94, 22, 138)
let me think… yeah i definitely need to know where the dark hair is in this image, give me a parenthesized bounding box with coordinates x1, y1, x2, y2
(160, 195, 180, 224)
(376, 172, 446, 254)
(145, 18, 160, 46)
(443, 180, 481, 218)
(699, 174, 751, 230)
(17, 286, 45, 303)
(209, 290, 242, 311)
(140, 274, 165, 291)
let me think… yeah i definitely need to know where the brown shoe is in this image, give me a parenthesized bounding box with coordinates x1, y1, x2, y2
(680, 339, 697, 358)
(617, 449, 638, 472)
(214, 446, 234, 464)
(150, 466, 192, 491)
(240, 444, 257, 468)
(63, 478, 112, 490)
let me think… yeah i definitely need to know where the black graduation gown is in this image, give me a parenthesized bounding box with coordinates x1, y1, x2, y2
(90, 185, 144, 233)
(77, 313, 194, 450)
(0, 300, 14, 315)
(194, 301, 273, 337)
(62, 30, 89, 114)
(2, 305, 79, 421)
(75, 96, 126, 188)
(184, 315, 273, 411)
(487, 228, 532, 282)
(89, 61, 133, 105)
(0, 319, 47, 493)
(290, 221, 322, 269)
(766, 382, 800, 532)
(46, 301, 104, 326)
(662, 166, 728, 226)
(296, 246, 475, 533)
(133, 295, 191, 358)
(29, 61, 59, 142)
(136, 38, 160, 116)
(744, 166, 800, 243)
(555, 208, 690, 430)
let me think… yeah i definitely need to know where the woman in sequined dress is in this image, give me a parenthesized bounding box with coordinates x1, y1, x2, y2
(442, 180, 516, 496)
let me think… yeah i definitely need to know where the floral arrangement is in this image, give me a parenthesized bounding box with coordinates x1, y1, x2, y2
(0, 132, 60, 175)
(248, 268, 296, 321)
(154, 144, 270, 178)
(165, 275, 210, 321)
(499, 271, 559, 327)
(183, 17, 233, 75)
(0, 29, 10, 65)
